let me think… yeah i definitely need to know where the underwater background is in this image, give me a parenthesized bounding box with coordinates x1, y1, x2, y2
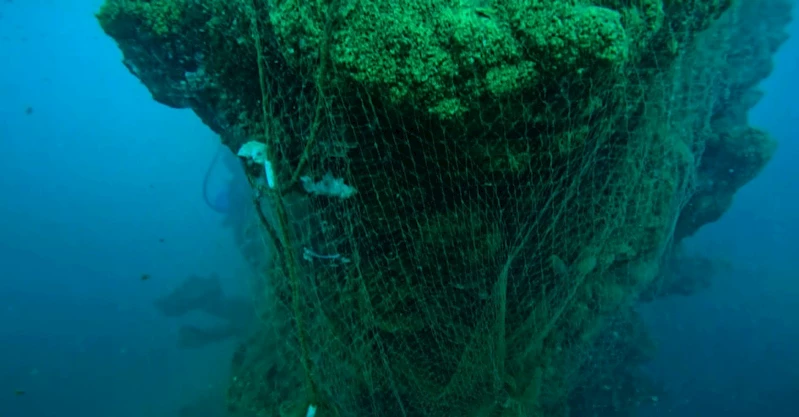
(0, 1, 797, 417)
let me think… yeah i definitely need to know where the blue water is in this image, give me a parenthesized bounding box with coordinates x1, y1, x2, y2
(0, 1, 797, 417)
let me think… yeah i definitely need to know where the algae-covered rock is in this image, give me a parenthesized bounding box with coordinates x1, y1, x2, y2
(95, 0, 712, 129)
(321, 1, 630, 119)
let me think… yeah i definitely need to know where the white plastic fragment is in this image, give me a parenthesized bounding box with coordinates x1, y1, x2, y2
(306, 404, 317, 417)
(303, 247, 351, 264)
(237, 141, 276, 188)
(263, 160, 276, 189)
(237, 140, 267, 164)
(300, 172, 357, 199)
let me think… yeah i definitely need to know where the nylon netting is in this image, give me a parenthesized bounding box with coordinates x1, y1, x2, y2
(224, 1, 760, 416)
(94, 0, 787, 416)
(231, 1, 722, 416)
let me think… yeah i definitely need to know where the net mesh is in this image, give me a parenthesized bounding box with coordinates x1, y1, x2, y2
(95, 0, 790, 416)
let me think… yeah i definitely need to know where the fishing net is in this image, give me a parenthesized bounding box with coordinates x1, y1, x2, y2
(96, 0, 790, 416)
